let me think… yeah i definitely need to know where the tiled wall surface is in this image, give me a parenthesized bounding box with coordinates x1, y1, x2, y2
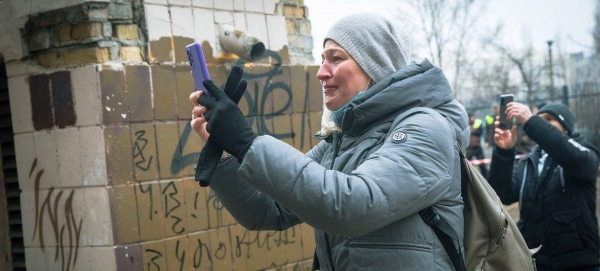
(6, 0, 322, 270)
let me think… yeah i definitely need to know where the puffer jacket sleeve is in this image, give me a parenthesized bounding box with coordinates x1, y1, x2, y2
(488, 147, 520, 205)
(524, 115, 600, 183)
(207, 139, 330, 231)
(238, 111, 456, 237)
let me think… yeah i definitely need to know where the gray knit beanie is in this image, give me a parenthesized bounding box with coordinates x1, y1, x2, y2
(324, 13, 411, 83)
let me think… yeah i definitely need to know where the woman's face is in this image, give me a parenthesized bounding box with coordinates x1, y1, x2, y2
(317, 40, 371, 111)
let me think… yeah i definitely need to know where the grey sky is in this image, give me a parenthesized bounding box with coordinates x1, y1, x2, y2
(304, 0, 596, 63)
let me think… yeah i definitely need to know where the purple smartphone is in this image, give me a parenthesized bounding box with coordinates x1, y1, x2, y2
(185, 42, 211, 97)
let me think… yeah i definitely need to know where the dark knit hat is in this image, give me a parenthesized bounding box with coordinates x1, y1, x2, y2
(323, 13, 411, 83)
(537, 103, 575, 135)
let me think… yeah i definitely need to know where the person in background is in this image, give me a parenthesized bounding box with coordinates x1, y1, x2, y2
(190, 13, 469, 271)
(485, 104, 499, 148)
(488, 102, 600, 271)
(467, 112, 488, 178)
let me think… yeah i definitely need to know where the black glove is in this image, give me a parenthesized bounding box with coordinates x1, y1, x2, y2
(195, 66, 247, 187)
(200, 78, 257, 163)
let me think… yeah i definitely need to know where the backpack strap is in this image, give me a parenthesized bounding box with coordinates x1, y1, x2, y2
(419, 206, 467, 271)
(420, 138, 468, 271)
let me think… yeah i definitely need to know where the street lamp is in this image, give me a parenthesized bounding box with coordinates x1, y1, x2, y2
(547, 40, 554, 100)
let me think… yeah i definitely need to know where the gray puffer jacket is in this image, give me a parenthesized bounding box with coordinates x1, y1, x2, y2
(210, 59, 470, 270)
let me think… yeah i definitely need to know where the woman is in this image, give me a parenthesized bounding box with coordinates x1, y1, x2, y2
(190, 13, 469, 271)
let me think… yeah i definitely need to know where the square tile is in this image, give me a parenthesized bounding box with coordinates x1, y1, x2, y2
(90, 247, 117, 271)
(155, 122, 184, 179)
(115, 244, 143, 271)
(233, 12, 247, 32)
(244, 0, 263, 13)
(264, 0, 277, 14)
(109, 184, 140, 244)
(34, 130, 57, 189)
(245, 13, 270, 50)
(192, 8, 217, 58)
(145, 4, 174, 63)
(177, 120, 204, 177)
(140, 240, 167, 271)
(186, 231, 212, 269)
(104, 125, 134, 185)
(170, 6, 196, 63)
(125, 65, 153, 122)
(50, 71, 77, 128)
(79, 126, 108, 186)
(151, 65, 178, 120)
(29, 74, 53, 130)
(71, 65, 102, 126)
(160, 179, 188, 237)
(136, 181, 166, 241)
(165, 236, 191, 270)
(306, 66, 323, 113)
(266, 15, 288, 52)
(82, 186, 113, 246)
(131, 124, 159, 181)
(191, 0, 212, 8)
(291, 113, 313, 153)
(99, 68, 129, 124)
(209, 227, 233, 271)
(168, 0, 191, 6)
(8, 75, 33, 133)
(233, 0, 244, 11)
(14, 133, 35, 191)
(56, 127, 83, 187)
(182, 178, 209, 232)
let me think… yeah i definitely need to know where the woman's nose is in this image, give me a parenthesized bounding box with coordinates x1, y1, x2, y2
(317, 63, 332, 81)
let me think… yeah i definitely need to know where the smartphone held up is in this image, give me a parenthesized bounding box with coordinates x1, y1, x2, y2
(498, 94, 514, 130)
(186, 42, 211, 97)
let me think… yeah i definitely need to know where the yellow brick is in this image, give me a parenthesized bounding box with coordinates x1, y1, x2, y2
(283, 5, 305, 19)
(62, 47, 109, 66)
(58, 25, 72, 44)
(35, 52, 58, 68)
(120, 46, 143, 62)
(286, 18, 297, 34)
(114, 24, 140, 40)
(72, 22, 103, 40)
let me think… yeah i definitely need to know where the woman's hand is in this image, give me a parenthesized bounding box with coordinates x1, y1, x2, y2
(190, 90, 210, 143)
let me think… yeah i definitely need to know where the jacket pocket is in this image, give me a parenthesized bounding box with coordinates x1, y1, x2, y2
(347, 237, 435, 271)
(546, 208, 584, 256)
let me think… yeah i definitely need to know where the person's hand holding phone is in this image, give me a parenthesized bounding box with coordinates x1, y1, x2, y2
(494, 115, 517, 150)
(505, 102, 533, 126)
(190, 91, 210, 143)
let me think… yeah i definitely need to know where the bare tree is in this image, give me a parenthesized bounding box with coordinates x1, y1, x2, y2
(394, 0, 489, 98)
(488, 36, 544, 108)
(594, 0, 600, 55)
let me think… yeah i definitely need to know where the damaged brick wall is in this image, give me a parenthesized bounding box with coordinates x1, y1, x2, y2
(23, 1, 147, 68)
(8, 0, 323, 270)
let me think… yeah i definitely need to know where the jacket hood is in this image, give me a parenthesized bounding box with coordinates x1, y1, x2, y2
(321, 59, 470, 150)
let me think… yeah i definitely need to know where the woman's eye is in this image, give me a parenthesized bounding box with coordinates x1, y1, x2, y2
(333, 56, 341, 62)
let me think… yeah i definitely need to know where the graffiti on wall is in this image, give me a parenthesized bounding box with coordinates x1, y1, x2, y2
(30, 158, 82, 271)
(133, 130, 154, 171)
(171, 50, 315, 175)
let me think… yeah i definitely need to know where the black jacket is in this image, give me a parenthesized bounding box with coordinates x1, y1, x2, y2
(488, 115, 600, 271)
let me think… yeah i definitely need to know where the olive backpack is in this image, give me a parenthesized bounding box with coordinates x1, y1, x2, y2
(395, 107, 537, 271)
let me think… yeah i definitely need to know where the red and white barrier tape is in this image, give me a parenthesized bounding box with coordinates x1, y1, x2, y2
(469, 154, 526, 166)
